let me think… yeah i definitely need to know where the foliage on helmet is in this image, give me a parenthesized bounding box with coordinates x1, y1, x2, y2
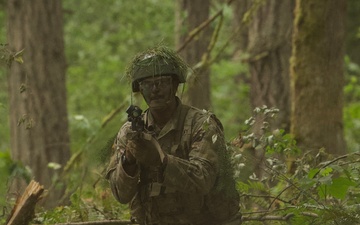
(126, 46, 189, 92)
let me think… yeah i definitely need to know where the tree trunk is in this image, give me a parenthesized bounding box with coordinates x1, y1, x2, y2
(175, 0, 212, 110)
(290, 0, 347, 155)
(232, 0, 250, 59)
(7, 0, 70, 208)
(247, 0, 295, 133)
(235, 0, 295, 179)
(346, 0, 360, 65)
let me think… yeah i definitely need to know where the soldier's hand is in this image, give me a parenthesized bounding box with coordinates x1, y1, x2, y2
(126, 133, 166, 167)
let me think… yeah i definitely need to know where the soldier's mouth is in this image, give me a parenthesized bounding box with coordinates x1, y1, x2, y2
(151, 95, 163, 100)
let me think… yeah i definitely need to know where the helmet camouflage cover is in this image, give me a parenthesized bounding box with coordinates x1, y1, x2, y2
(126, 46, 188, 92)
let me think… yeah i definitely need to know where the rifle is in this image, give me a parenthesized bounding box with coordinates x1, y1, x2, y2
(125, 105, 165, 163)
(126, 105, 144, 132)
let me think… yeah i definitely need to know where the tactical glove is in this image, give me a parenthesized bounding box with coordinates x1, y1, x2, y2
(126, 132, 166, 167)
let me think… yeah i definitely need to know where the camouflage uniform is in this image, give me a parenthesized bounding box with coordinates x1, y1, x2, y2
(106, 97, 240, 225)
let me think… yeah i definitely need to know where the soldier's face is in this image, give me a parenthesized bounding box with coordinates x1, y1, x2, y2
(139, 76, 176, 109)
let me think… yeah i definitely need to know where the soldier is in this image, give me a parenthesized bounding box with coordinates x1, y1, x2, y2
(106, 46, 240, 225)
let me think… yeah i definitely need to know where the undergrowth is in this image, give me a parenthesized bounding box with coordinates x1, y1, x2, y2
(232, 106, 360, 225)
(1, 106, 359, 225)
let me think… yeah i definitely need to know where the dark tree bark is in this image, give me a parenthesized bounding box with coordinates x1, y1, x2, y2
(346, 0, 360, 65)
(290, 0, 347, 155)
(7, 0, 70, 208)
(247, 0, 295, 133)
(175, 0, 212, 110)
(232, 0, 295, 179)
(232, 0, 250, 59)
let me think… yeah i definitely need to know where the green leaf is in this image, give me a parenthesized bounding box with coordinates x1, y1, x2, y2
(328, 177, 356, 199)
(318, 175, 333, 185)
(320, 167, 333, 176)
(236, 181, 250, 192)
(308, 168, 320, 179)
(317, 184, 327, 199)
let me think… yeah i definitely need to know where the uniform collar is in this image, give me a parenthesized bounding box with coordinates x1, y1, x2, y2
(145, 97, 183, 139)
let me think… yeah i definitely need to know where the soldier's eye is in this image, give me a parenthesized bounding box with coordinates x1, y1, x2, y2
(140, 77, 172, 90)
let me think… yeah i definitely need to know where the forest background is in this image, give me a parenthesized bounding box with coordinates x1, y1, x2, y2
(1, 0, 360, 224)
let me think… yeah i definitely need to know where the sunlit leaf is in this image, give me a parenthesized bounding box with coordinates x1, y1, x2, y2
(320, 167, 333, 176)
(48, 162, 62, 170)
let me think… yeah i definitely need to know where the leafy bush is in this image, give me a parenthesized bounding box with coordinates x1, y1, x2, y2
(33, 182, 130, 224)
(211, 59, 251, 140)
(21, 106, 358, 225)
(232, 106, 360, 224)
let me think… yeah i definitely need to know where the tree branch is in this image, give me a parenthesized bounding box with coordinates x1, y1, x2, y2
(176, 0, 236, 53)
(242, 213, 295, 222)
(240, 193, 291, 205)
(6, 180, 44, 225)
(312, 152, 359, 179)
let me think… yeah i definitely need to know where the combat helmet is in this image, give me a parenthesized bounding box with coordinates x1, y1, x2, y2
(126, 46, 188, 92)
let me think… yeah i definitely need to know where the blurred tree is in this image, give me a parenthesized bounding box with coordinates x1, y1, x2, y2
(290, 0, 347, 155)
(246, 0, 294, 133)
(7, 0, 70, 208)
(232, 0, 249, 59)
(175, 0, 212, 110)
(232, 0, 295, 178)
(346, 0, 360, 65)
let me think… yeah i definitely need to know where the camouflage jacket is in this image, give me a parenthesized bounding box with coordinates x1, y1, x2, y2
(106, 98, 239, 225)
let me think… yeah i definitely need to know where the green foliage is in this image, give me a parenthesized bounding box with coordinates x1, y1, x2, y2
(0, 150, 35, 224)
(63, 0, 175, 118)
(84, 103, 128, 165)
(1, 0, 359, 223)
(0, 9, 5, 44)
(233, 107, 360, 224)
(0, 87, 9, 151)
(69, 114, 100, 152)
(0, 151, 12, 206)
(34, 182, 129, 224)
(62, 0, 177, 157)
(344, 56, 360, 152)
(211, 60, 251, 140)
(344, 103, 360, 152)
(242, 106, 300, 156)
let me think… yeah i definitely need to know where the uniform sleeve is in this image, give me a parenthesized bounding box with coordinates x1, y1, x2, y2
(105, 123, 140, 204)
(162, 114, 223, 194)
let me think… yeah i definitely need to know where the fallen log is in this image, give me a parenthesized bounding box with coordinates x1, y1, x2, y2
(6, 180, 44, 225)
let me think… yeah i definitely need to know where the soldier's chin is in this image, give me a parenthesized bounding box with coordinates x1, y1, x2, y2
(149, 100, 167, 110)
